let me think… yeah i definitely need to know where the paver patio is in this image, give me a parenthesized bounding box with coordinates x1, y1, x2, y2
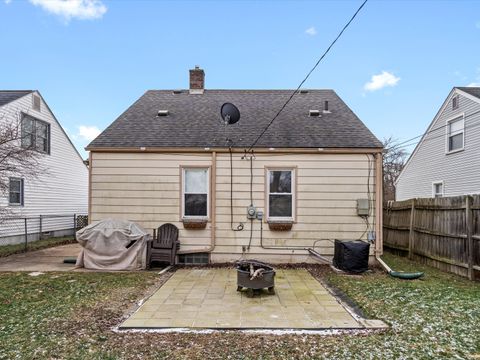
(121, 268, 381, 330)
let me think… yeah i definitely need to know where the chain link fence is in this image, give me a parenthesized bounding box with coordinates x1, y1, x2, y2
(0, 214, 88, 252)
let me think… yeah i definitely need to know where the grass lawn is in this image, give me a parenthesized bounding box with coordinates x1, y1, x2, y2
(0, 236, 76, 257)
(0, 253, 479, 359)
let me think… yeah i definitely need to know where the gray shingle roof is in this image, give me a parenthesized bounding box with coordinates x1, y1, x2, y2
(87, 89, 382, 149)
(457, 87, 480, 99)
(0, 90, 33, 107)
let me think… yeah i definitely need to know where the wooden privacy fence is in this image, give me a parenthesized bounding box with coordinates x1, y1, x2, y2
(384, 195, 480, 280)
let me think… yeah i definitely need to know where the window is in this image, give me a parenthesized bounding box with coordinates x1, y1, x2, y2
(9, 178, 24, 206)
(182, 168, 209, 218)
(21, 115, 50, 154)
(447, 116, 464, 153)
(432, 181, 444, 198)
(452, 95, 459, 110)
(267, 169, 295, 220)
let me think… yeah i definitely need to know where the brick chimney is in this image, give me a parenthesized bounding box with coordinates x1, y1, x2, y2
(189, 66, 205, 94)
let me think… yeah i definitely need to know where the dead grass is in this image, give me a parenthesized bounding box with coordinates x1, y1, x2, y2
(0, 254, 479, 359)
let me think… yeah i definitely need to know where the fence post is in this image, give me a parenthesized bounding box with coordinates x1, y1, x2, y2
(73, 214, 77, 241)
(24, 218, 28, 252)
(466, 195, 474, 280)
(408, 198, 416, 260)
(39, 215, 43, 240)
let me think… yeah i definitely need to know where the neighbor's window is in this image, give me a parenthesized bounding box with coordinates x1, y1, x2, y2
(182, 168, 209, 218)
(267, 169, 295, 220)
(21, 115, 50, 154)
(452, 95, 459, 110)
(9, 178, 24, 206)
(447, 116, 464, 153)
(432, 181, 444, 198)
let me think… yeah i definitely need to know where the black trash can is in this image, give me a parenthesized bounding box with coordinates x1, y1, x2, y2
(333, 240, 370, 273)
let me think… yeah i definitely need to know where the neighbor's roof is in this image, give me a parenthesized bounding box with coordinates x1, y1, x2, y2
(456, 87, 480, 99)
(0, 90, 34, 107)
(87, 89, 382, 149)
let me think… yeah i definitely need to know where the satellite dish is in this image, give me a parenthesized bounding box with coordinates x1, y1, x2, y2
(220, 103, 240, 125)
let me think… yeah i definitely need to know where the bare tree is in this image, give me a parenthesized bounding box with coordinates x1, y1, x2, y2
(382, 136, 408, 201)
(0, 108, 43, 219)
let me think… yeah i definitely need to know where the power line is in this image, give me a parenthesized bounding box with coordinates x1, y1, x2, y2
(385, 110, 480, 151)
(246, 0, 369, 152)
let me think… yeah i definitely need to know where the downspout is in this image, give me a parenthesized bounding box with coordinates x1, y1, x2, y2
(209, 150, 217, 252)
(372, 151, 424, 279)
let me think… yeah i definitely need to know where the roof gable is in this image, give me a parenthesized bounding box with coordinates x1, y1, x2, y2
(87, 89, 382, 150)
(396, 87, 480, 184)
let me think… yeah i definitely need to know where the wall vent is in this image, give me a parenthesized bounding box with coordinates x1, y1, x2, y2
(32, 94, 41, 111)
(309, 109, 321, 117)
(157, 110, 169, 116)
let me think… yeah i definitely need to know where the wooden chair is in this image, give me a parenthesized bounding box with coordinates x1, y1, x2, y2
(147, 223, 179, 267)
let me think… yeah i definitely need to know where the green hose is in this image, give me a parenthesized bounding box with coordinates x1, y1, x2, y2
(389, 271, 424, 280)
(376, 255, 424, 280)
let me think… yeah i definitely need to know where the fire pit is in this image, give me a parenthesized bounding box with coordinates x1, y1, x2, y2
(236, 260, 275, 297)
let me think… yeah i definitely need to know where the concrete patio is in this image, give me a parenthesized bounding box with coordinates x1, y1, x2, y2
(0, 244, 80, 271)
(121, 268, 386, 330)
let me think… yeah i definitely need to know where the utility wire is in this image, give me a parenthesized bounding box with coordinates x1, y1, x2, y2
(246, 0, 369, 152)
(385, 109, 480, 152)
(386, 109, 480, 153)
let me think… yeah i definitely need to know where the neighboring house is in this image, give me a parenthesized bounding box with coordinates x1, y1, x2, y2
(396, 87, 480, 200)
(0, 91, 88, 244)
(86, 67, 383, 263)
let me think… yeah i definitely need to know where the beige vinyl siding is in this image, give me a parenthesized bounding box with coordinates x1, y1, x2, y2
(90, 151, 377, 263)
(90, 152, 213, 252)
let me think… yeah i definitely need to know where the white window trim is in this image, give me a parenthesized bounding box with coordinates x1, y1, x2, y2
(266, 167, 296, 222)
(432, 180, 444, 198)
(181, 167, 210, 220)
(9, 177, 24, 206)
(445, 113, 465, 154)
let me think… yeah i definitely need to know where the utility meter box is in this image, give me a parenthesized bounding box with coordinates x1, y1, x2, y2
(356, 199, 369, 216)
(247, 205, 257, 219)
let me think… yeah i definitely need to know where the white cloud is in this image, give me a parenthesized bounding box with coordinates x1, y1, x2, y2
(476, 21, 480, 29)
(29, 0, 107, 21)
(77, 125, 101, 141)
(305, 26, 317, 36)
(364, 71, 400, 92)
(4, 0, 12, 4)
(467, 82, 480, 87)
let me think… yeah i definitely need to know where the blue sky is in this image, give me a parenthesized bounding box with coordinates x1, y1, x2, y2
(1, 0, 479, 158)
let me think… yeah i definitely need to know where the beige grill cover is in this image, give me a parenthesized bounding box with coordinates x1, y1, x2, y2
(75, 218, 150, 270)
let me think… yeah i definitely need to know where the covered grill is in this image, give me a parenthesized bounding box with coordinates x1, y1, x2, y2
(236, 260, 276, 297)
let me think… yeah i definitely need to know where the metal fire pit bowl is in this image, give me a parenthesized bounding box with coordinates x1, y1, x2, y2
(236, 260, 276, 297)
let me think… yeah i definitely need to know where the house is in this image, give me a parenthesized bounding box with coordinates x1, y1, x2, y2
(396, 87, 480, 200)
(86, 67, 383, 264)
(0, 91, 88, 244)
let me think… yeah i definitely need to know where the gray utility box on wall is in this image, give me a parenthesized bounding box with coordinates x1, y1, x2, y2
(356, 199, 370, 216)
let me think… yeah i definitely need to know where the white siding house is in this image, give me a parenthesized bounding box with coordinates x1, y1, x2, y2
(0, 91, 88, 244)
(396, 87, 480, 200)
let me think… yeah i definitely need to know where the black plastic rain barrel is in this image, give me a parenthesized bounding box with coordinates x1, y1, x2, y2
(333, 240, 370, 273)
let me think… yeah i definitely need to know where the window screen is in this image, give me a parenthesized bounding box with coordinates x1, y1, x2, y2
(268, 170, 293, 218)
(183, 168, 208, 217)
(9, 178, 24, 205)
(448, 117, 464, 152)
